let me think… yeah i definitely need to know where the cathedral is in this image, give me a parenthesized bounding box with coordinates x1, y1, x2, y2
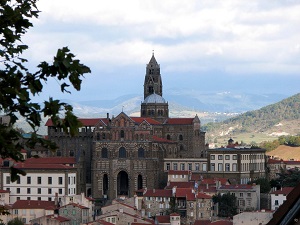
(46, 54, 207, 200)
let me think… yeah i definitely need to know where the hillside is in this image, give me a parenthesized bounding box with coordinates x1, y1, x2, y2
(203, 93, 300, 145)
(267, 145, 300, 160)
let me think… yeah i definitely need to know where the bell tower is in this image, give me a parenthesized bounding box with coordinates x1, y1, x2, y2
(144, 52, 162, 99)
(141, 53, 169, 122)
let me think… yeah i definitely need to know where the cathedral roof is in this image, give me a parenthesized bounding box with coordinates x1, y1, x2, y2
(131, 117, 161, 125)
(143, 93, 166, 104)
(164, 118, 194, 125)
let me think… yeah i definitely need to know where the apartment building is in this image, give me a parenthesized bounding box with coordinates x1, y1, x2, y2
(1, 158, 77, 204)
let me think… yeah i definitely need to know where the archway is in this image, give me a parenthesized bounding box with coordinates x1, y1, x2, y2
(103, 174, 108, 196)
(117, 171, 129, 196)
(137, 174, 143, 190)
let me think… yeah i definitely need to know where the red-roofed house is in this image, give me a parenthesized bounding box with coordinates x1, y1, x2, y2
(217, 184, 261, 213)
(270, 187, 294, 210)
(59, 202, 91, 224)
(1, 158, 77, 204)
(155, 213, 180, 225)
(9, 200, 56, 224)
(31, 214, 70, 225)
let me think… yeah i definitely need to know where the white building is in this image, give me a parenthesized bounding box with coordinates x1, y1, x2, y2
(270, 187, 294, 210)
(1, 158, 77, 204)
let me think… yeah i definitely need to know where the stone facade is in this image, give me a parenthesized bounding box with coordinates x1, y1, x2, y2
(46, 54, 207, 200)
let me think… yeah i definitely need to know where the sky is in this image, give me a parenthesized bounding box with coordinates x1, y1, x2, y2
(23, 0, 300, 103)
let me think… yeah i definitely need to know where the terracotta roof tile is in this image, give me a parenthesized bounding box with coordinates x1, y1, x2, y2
(168, 170, 190, 175)
(25, 157, 76, 164)
(196, 193, 212, 199)
(165, 181, 195, 189)
(270, 187, 294, 195)
(12, 200, 56, 210)
(60, 202, 89, 209)
(13, 163, 75, 170)
(156, 215, 170, 223)
(46, 214, 70, 222)
(219, 185, 254, 190)
(45, 118, 108, 126)
(131, 117, 161, 125)
(194, 220, 211, 225)
(164, 118, 194, 125)
(143, 189, 172, 197)
(0, 190, 10, 193)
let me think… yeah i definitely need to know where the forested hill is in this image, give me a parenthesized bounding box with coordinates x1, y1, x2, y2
(203, 93, 300, 137)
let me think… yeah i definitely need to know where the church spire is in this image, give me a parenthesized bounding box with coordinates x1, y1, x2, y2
(144, 53, 162, 99)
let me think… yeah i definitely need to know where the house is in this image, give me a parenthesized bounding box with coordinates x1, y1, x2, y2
(155, 213, 180, 225)
(217, 184, 260, 213)
(59, 202, 90, 224)
(9, 200, 56, 224)
(270, 187, 294, 210)
(30, 214, 70, 225)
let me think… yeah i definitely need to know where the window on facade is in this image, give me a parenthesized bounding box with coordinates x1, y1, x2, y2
(17, 178, 20, 184)
(72, 209, 76, 215)
(225, 163, 230, 171)
(180, 163, 185, 170)
(225, 155, 230, 160)
(102, 148, 108, 158)
(138, 148, 145, 158)
(275, 200, 279, 205)
(120, 130, 125, 138)
(218, 155, 223, 160)
(167, 135, 171, 140)
(240, 193, 243, 197)
(233, 155, 237, 160)
(179, 135, 183, 141)
(17, 188, 20, 194)
(119, 147, 126, 158)
(37, 177, 42, 184)
(38, 197, 41, 200)
(195, 163, 200, 171)
(247, 193, 251, 197)
(22, 218, 26, 223)
(57, 151, 62, 156)
(48, 177, 52, 185)
(166, 163, 170, 170)
(48, 188, 52, 194)
(6, 176, 10, 184)
(59, 177, 63, 185)
(211, 155, 215, 160)
(218, 163, 223, 171)
(59, 189, 63, 195)
(38, 188, 41, 194)
(173, 163, 178, 170)
(188, 163, 192, 171)
(27, 176, 31, 184)
(202, 163, 207, 171)
(102, 133, 106, 140)
(70, 150, 74, 157)
(239, 200, 245, 206)
(232, 163, 237, 171)
(27, 188, 31, 194)
(211, 163, 215, 171)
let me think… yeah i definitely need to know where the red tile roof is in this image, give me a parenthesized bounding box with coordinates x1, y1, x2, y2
(25, 157, 76, 164)
(199, 178, 228, 185)
(13, 163, 75, 170)
(45, 118, 109, 126)
(271, 187, 294, 195)
(165, 181, 195, 189)
(12, 200, 56, 210)
(267, 159, 283, 164)
(283, 160, 300, 165)
(60, 202, 89, 209)
(0, 190, 10, 193)
(143, 189, 172, 197)
(219, 185, 254, 190)
(194, 220, 211, 225)
(164, 118, 194, 125)
(170, 213, 180, 216)
(46, 214, 70, 222)
(156, 215, 170, 223)
(93, 220, 115, 225)
(131, 117, 161, 125)
(168, 170, 190, 175)
(175, 188, 195, 200)
(196, 192, 212, 199)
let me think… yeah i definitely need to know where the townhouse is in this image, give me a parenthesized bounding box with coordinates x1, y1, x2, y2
(270, 187, 294, 210)
(0, 157, 77, 204)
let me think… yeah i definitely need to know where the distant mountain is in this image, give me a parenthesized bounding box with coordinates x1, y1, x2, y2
(203, 93, 300, 140)
(15, 91, 292, 136)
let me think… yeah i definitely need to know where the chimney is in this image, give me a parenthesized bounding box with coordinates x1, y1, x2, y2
(107, 113, 109, 119)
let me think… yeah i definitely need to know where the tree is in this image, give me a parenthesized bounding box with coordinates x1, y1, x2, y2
(166, 197, 179, 215)
(248, 178, 271, 193)
(271, 168, 300, 188)
(212, 193, 238, 218)
(7, 218, 24, 225)
(0, 0, 91, 181)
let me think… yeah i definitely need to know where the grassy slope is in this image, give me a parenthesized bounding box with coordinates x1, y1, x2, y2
(267, 145, 300, 160)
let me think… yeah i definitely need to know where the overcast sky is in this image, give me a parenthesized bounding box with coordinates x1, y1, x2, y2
(23, 0, 300, 102)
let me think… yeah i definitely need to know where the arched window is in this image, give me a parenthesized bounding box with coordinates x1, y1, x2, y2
(180, 145, 184, 151)
(138, 148, 145, 158)
(179, 134, 183, 141)
(70, 150, 74, 157)
(167, 135, 171, 140)
(120, 130, 125, 138)
(101, 148, 108, 158)
(119, 147, 126, 158)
